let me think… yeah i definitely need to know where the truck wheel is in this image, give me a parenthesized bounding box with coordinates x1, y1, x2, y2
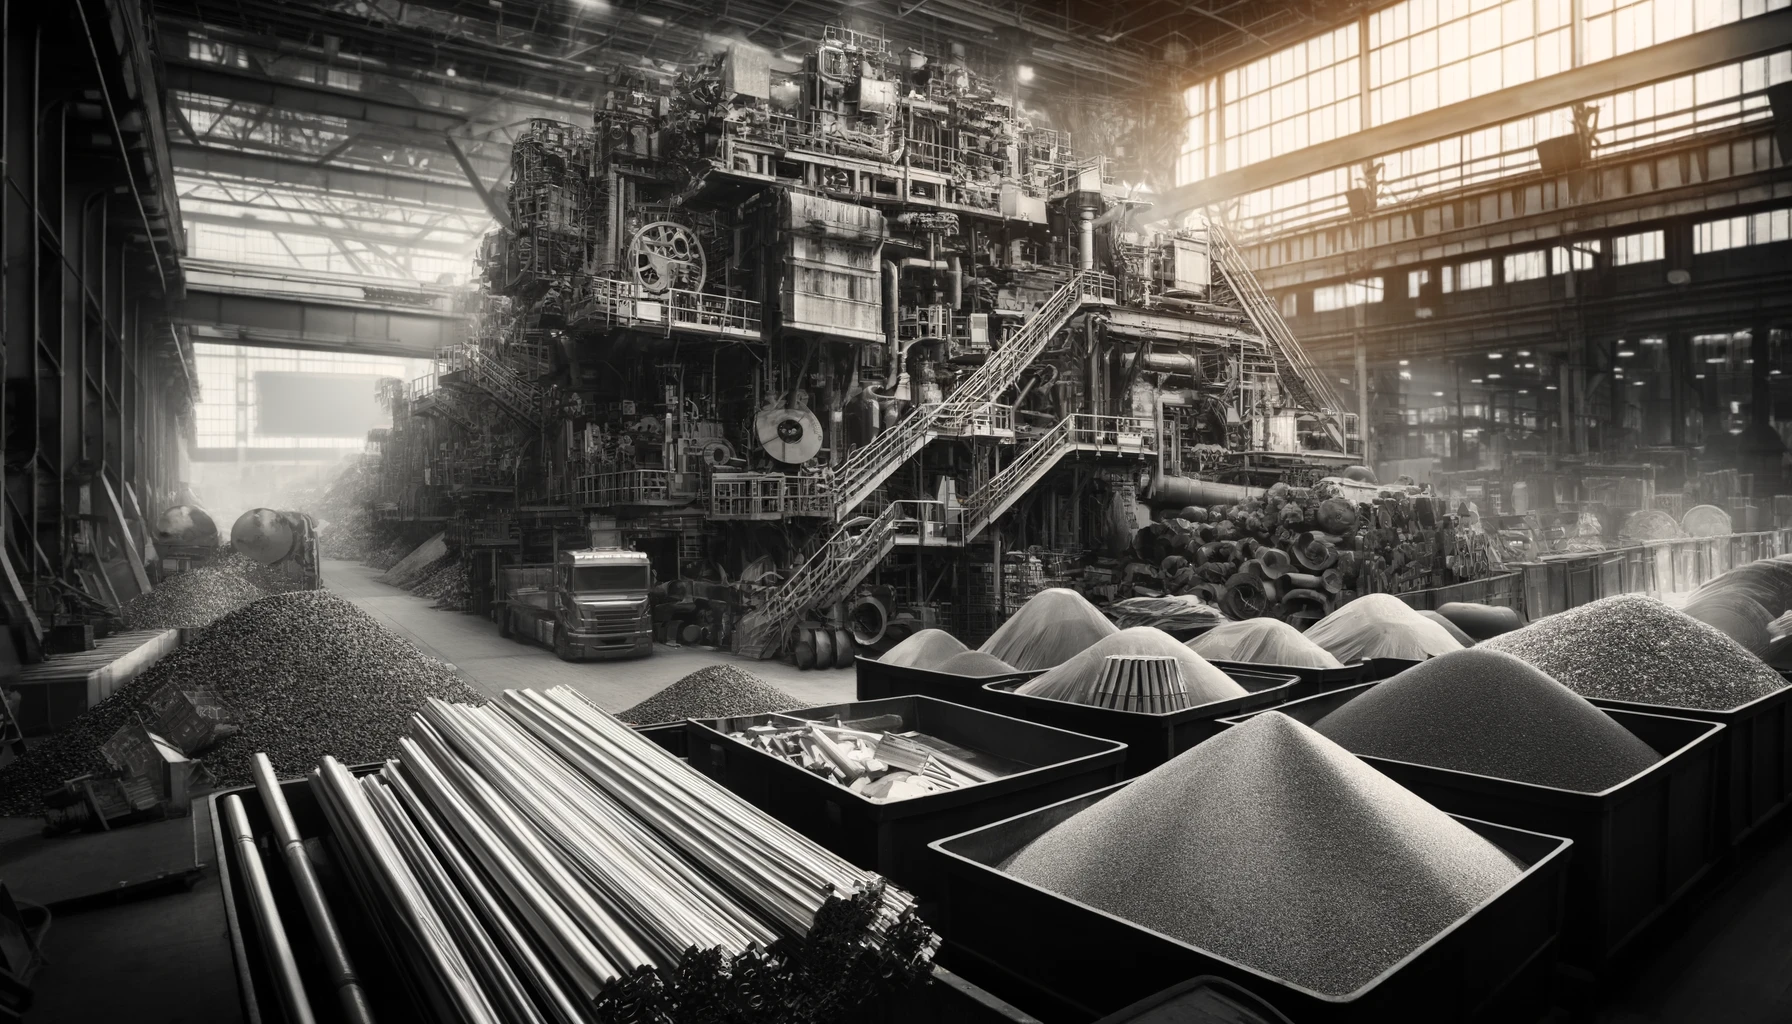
(554, 628, 576, 662)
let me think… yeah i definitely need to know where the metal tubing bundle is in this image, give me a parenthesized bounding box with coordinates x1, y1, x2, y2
(298, 686, 937, 1024)
(1090, 655, 1192, 713)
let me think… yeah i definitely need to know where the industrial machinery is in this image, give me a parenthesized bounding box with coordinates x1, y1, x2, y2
(375, 30, 1361, 658)
(152, 505, 221, 577)
(229, 509, 323, 589)
(497, 548, 654, 661)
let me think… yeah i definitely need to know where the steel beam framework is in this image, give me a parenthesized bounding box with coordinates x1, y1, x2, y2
(3, 0, 190, 641)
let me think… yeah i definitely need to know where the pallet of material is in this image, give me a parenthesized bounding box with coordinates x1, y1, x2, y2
(11, 629, 180, 735)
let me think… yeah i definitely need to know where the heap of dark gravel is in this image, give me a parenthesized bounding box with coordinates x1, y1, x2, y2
(617, 665, 800, 725)
(122, 556, 271, 629)
(1314, 649, 1662, 791)
(0, 590, 482, 815)
(1003, 712, 1522, 996)
(1483, 594, 1789, 711)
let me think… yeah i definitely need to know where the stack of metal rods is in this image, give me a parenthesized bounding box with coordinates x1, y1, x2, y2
(290, 685, 936, 1023)
(1088, 655, 1192, 714)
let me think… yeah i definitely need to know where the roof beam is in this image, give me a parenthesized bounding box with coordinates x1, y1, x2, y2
(171, 143, 490, 214)
(1160, 9, 1792, 217)
(164, 56, 469, 134)
(181, 210, 479, 254)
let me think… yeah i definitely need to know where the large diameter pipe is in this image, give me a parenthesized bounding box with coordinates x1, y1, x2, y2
(253, 754, 377, 1024)
(222, 794, 319, 1024)
(1147, 473, 1269, 509)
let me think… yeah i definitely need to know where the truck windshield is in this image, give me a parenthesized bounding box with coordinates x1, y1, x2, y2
(570, 565, 648, 592)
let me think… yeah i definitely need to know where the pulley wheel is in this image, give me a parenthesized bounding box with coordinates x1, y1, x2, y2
(811, 628, 836, 670)
(793, 642, 816, 670)
(680, 623, 704, 644)
(832, 629, 856, 667)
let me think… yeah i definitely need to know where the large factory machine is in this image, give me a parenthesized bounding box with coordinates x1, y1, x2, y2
(388, 29, 1357, 658)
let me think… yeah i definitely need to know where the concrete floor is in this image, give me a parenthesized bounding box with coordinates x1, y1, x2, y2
(323, 558, 857, 711)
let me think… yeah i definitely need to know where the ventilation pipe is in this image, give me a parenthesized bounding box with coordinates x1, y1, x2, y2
(1079, 209, 1095, 271)
(948, 256, 963, 310)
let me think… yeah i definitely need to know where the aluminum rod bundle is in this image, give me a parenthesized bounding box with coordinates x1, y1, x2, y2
(281, 686, 936, 1024)
(220, 794, 318, 1024)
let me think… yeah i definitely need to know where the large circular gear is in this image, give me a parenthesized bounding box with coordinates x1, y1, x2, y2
(628, 221, 706, 295)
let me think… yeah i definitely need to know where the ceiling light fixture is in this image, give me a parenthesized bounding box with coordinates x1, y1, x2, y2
(1016, 64, 1036, 83)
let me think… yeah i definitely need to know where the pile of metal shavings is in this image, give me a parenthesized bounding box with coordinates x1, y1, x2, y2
(1002, 712, 1523, 996)
(1483, 593, 1789, 711)
(1185, 617, 1343, 669)
(1016, 627, 1246, 707)
(0, 590, 482, 814)
(1314, 648, 1662, 792)
(978, 588, 1120, 671)
(616, 665, 799, 725)
(1302, 593, 1465, 663)
(878, 628, 968, 670)
(723, 709, 1013, 803)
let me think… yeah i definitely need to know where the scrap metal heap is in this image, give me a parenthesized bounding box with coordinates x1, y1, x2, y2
(375, 29, 1359, 657)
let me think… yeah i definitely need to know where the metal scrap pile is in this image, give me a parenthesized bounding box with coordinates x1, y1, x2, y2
(1133, 480, 1502, 624)
(0, 591, 482, 814)
(721, 710, 1013, 802)
(278, 689, 936, 1022)
(412, 562, 470, 609)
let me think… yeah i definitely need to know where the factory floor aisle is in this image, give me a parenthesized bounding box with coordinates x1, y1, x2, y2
(323, 559, 858, 712)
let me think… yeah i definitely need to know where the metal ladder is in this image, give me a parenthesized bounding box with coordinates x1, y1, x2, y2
(1207, 224, 1349, 450)
(456, 347, 546, 429)
(825, 271, 1114, 517)
(736, 501, 913, 657)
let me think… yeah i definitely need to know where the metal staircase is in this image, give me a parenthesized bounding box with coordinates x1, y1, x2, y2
(1207, 224, 1350, 451)
(961, 413, 1156, 541)
(448, 346, 546, 429)
(824, 271, 1115, 517)
(736, 500, 958, 657)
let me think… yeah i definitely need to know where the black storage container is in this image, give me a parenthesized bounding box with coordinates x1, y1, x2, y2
(855, 655, 1039, 707)
(1221, 684, 1724, 973)
(974, 668, 1299, 777)
(212, 773, 1039, 1024)
(1586, 683, 1792, 847)
(929, 784, 1572, 1023)
(1207, 658, 1368, 698)
(684, 695, 1127, 905)
(633, 719, 690, 757)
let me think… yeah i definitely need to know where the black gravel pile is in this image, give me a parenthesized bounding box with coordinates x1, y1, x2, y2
(0, 591, 482, 815)
(1004, 712, 1522, 996)
(1314, 649, 1662, 791)
(1483, 594, 1789, 711)
(617, 665, 800, 725)
(363, 537, 412, 571)
(122, 556, 271, 629)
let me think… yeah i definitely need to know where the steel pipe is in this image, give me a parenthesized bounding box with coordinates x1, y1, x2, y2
(252, 754, 376, 1024)
(221, 794, 319, 1024)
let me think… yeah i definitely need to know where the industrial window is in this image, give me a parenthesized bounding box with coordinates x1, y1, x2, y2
(1695, 208, 1792, 252)
(1219, 25, 1361, 172)
(1612, 230, 1665, 264)
(1407, 268, 1430, 297)
(1312, 277, 1385, 312)
(1583, 0, 1789, 66)
(1502, 251, 1547, 282)
(1369, 0, 1572, 127)
(191, 343, 428, 451)
(1551, 240, 1601, 273)
(1281, 292, 1299, 316)
(1456, 259, 1493, 290)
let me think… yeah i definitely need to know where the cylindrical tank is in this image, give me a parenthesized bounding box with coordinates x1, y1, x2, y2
(154, 505, 219, 549)
(231, 508, 311, 565)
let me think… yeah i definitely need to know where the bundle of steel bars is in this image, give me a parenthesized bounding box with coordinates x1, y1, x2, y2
(295, 686, 937, 1023)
